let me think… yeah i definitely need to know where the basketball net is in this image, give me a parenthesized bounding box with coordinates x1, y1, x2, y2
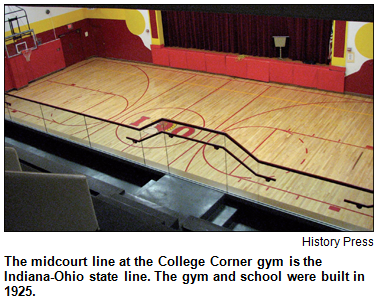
(22, 49, 32, 62)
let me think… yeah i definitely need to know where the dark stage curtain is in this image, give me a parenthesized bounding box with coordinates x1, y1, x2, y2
(162, 11, 332, 64)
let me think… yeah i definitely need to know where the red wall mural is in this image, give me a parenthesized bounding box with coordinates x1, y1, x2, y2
(345, 59, 373, 96)
(89, 19, 152, 62)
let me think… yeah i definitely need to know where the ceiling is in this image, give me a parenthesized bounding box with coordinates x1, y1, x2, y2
(21, 4, 373, 22)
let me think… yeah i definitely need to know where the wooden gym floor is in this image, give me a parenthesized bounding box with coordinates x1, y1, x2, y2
(5, 57, 374, 230)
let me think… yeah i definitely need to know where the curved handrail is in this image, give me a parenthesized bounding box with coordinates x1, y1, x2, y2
(5, 92, 373, 196)
(344, 199, 374, 209)
(126, 118, 373, 195)
(127, 131, 276, 182)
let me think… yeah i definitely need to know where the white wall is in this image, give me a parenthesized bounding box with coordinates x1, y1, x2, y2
(345, 21, 373, 76)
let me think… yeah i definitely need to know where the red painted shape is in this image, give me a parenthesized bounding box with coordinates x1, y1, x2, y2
(226, 55, 247, 78)
(151, 45, 169, 66)
(300, 159, 306, 164)
(149, 10, 158, 39)
(329, 205, 341, 212)
(345, 59, 373, 96)
(155, 121, 174, 132)
(270, 61, 293, 84)
(171, 126, 195, 137)
(168, 48, 188, 69)
(245, 58, 270, 82)
(91, 19, 152, 63)
(205, 53, 227, 74)
(366, 145, 373, 150)
(130, 116, 150, 126)
(317, 68, 344, 92)
(293, 64, 318, 88)
(334, 20, 346, 58)
(299, 138, 304, 143)
(186, 51, 206, 71)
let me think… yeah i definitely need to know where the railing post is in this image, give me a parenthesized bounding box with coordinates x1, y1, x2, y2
(83, 116, 92, 148)
(139, 131, 146, 166)
(5, 103, 12, 121)
(224, 136, 229, 192)
(39, 104, 48, 133)
(163, 127, 171, 174)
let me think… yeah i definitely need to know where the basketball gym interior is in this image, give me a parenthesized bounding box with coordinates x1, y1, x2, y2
(4, 5, 374, 232)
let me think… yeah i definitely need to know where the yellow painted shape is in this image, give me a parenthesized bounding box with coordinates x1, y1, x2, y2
(125, 10, 145, 36)
(151, 10, 164, 45)
(355, 23, 373, 59)
(85, 8, 127, 20)
(85, 8, 146, 36)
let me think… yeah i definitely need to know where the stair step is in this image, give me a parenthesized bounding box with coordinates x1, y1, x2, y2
(211, 205, 238, 226)
(136, 175, 224, 218)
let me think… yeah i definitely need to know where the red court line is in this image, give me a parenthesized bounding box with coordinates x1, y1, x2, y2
(89, 62, 150, 119)
(122, 65, 150, 111)
(48, 80, 129, 105)
(227, 125, 368, 150)
(171, 79, 233, 120)
(96, 57, 234, 81)
(116, 75, 198, 124)
(252, 128, 277, 154)
(223, 99, 372, 133)
(183, 85, 271, 172)
(227, 128, 277, 176)
(57, 95, 116, 125)
(21, 60, 97, 90)
(215, 86, 271, 131)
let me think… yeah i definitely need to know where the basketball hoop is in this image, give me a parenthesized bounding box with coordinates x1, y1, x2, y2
(22, 48, 32, 62)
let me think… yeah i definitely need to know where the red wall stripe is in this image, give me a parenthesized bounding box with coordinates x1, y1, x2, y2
(149, 10, 159, 39)
(334, 20, 346, 58)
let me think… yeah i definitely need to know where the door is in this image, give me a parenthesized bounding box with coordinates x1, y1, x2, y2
(59, 29, 85, 67)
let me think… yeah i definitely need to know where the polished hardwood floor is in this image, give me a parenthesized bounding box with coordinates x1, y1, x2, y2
(5, 57, 374, 230)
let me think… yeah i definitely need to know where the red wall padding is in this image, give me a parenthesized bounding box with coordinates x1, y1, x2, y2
(151, 45, 169, 66)
(270, 61, 294, 84)
(5, 58, 15, 91)
(29, 40, 66, 80)
(205, 53, 227, 74)
(168, 49, 187, 69)
(148, 46, 348, 93)
(317, 68, 345, 92)
(6, 39, 66, 90)
(226, 55, 247, 78)
(7, 56, 28, 89)
(293, 64, 318, 88)
(186, 51, 206, 71)
(245, 58, 270, 82)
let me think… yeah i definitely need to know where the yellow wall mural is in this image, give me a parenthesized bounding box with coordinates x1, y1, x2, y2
(354, 23, 373, 59)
